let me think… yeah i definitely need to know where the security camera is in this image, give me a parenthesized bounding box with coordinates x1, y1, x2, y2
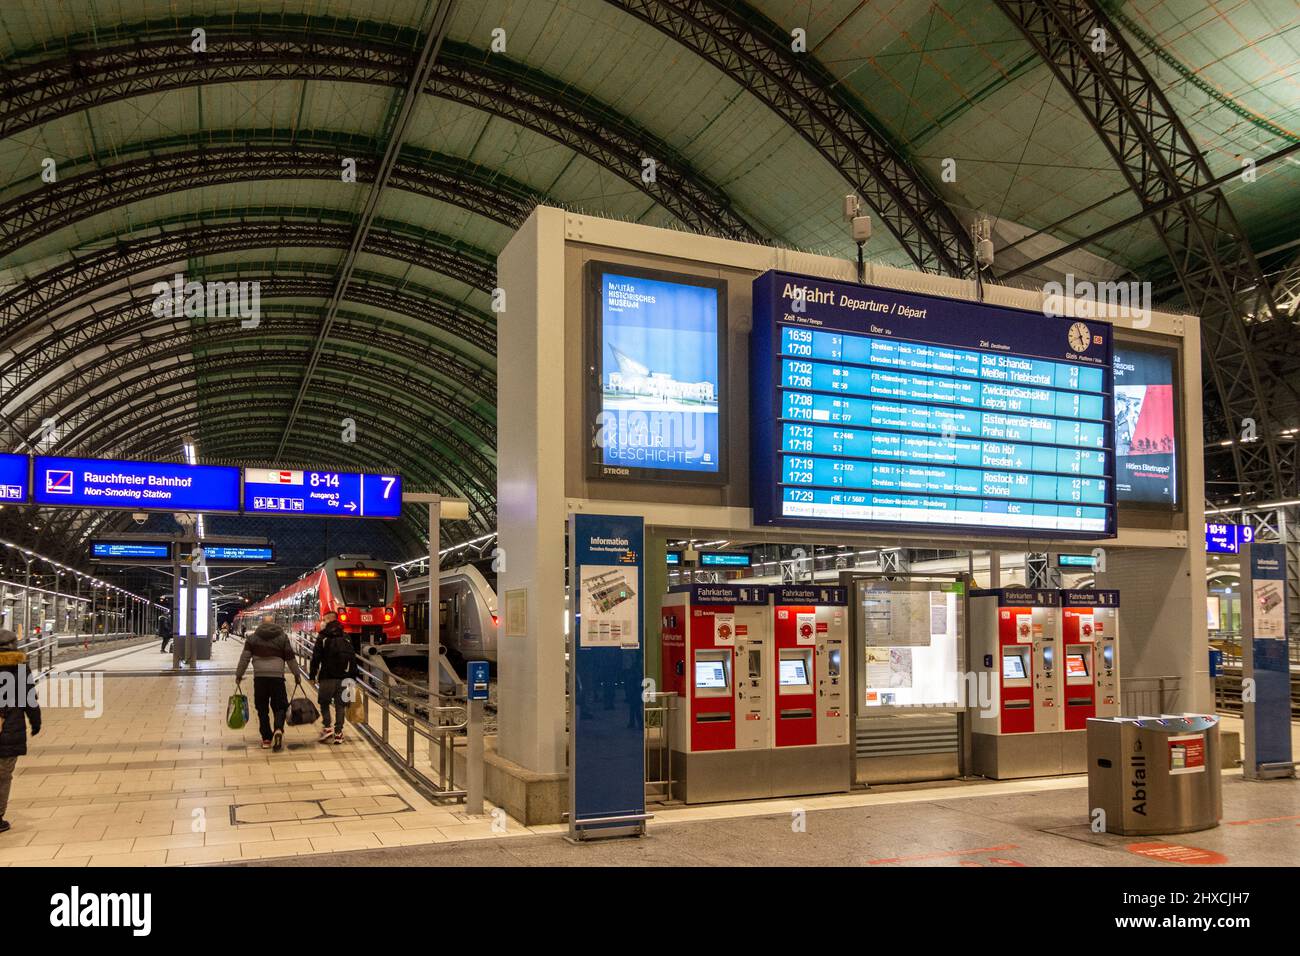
(132, 512, 148, 526)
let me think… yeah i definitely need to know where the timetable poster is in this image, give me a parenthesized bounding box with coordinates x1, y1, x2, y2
(1112, 344, 1178, 506)
(750, 271, 1115, 538)
(592, 267, 724, 479)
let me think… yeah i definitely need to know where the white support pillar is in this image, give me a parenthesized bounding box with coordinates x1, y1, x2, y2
(496, 207, 569, 775)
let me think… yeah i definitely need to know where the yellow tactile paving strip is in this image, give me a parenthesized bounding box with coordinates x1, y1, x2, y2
(0, 644, 534, 867)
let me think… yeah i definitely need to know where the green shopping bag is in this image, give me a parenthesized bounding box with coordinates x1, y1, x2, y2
(227, 690, 249, 730)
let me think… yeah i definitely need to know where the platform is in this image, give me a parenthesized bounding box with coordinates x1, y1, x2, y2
(249, 770, 1299, 868)
(0, 640, 531, 867)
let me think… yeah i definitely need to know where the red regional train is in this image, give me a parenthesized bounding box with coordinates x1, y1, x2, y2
(236, 554, 404, 646)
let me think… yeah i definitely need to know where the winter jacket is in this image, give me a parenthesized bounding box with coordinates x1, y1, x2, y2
(0, 649, 41, 758)
(309, 621, 358, 681)
(235, 622, 304, 682)
(156, 618, 171, 639)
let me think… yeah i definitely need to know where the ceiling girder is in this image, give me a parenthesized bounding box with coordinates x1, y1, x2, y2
(0, 21, 762, 241)
(607, 0, 972, 275)
(994, 0, 1293, 504)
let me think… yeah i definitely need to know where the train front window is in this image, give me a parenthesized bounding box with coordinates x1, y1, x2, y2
(336, 569, 389, 607)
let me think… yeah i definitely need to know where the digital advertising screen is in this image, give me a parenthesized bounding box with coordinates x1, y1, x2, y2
(750, 271, 1115, 537)
(588, 263, 726, 483)
(1112, 343, 1178, 508)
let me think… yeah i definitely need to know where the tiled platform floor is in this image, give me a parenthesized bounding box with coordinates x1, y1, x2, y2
(252, 772, 1300, 868)
(1, 641, 529, 867)
(7, 640, 1295, 867)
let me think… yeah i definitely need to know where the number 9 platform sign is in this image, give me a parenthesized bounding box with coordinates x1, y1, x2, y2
(568, 512, 648, 840)
(243, 468, 402, 518)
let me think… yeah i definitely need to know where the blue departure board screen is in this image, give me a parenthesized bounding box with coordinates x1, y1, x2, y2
(750, 272, 1115, 538)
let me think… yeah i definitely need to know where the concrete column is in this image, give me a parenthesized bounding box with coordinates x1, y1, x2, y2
(496, 207, 568, 775)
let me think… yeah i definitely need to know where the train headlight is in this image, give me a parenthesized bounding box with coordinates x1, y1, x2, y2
(383, 609, 393, 623)
(338, 610, 349, 624)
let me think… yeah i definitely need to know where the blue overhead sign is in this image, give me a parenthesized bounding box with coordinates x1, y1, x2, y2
(91, 541, 172, 561)
(243, 468, 402, 519)
(699, 551, 751, 567)
(202, 545, 274, 563)
(34, 456, 241, 512)
(1206, 522, 1252, 554)
(0, 453, 27, 502)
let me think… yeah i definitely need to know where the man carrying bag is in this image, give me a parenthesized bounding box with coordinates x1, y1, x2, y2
(234, 614, 303, 752)
(309, 611, 357, 745)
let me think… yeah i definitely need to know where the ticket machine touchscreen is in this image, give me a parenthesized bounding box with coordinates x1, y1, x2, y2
(778, 649, 813, 692)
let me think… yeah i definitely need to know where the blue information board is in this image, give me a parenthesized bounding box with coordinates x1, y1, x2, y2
(750, 271, 1115, 537)
(1206, 522, 1252, 554)
(0, 453, 28, 502)
(91, 541, 172, 561)
(570, 513, 645, 837)
(1246, 543, 1292, 774)
(202, 545, 274, 563)
(34, 456, 240, 512)
(467, 661, 490, 701)
(243, 468, 402, 518)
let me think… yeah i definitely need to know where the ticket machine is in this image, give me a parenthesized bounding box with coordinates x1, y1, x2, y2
(769, 585, 851, 796)
(1059, 589, 1120, 771)
(661, 583, 772, 802)
(969, 588, 1064, 778)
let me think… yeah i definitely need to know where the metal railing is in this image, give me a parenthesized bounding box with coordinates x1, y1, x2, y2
(644, 692, 677, 802)
(294, 638, 468, 803)
(17, 631, 59, 683)
(1121, 676, 1182, 716)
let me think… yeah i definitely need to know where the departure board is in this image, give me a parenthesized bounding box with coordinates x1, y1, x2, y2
(750, 271, 1115, 538)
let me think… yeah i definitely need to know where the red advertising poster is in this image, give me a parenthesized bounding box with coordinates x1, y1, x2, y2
(1168, 733, 1206, 774)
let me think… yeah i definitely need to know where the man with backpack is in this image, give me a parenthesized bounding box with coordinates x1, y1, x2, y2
(309, 612, 357, 745)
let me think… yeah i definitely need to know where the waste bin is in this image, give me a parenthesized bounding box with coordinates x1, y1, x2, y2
(1087, 714, 1222, 835)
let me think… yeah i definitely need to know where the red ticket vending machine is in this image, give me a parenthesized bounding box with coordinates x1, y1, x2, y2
(769, 585, 851, 797)
(969, 588, 1064, 778)
(1059, 588, 1120, 772)
(661, 583, 772, 802)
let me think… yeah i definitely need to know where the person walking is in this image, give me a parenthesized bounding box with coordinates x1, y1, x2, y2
(234, 614, 303, 752)
(156, 615, 173, 653)
(309, 611, 357, 745)
(0, 629, 41, 834)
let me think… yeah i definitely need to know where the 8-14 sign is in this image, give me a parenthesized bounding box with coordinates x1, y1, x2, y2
(242, 468, 402, 519)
